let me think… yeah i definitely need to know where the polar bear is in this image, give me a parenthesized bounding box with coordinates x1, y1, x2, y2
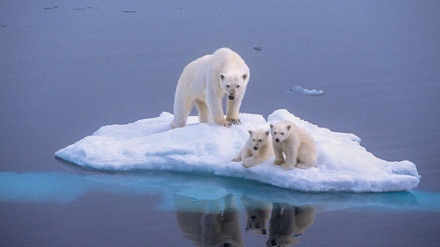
(172, 48, 250, 128)
(232, 129, 274, 168)
(270, 121, 317, 170)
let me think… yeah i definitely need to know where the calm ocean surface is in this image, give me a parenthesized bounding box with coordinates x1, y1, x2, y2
(1, 1, 439, 246)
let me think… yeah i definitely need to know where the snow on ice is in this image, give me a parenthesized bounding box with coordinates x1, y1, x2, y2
(55, 109, 420, 192)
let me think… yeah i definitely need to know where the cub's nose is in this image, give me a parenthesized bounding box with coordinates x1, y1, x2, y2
(228, 95, 235, 100)
(275, 138, 280, 143)
(253, 146, 258, 151)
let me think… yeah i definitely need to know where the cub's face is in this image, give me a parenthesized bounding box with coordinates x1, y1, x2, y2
(246, 214, 267, 235)
(249, 129, 270, 151)
(219, 72, 249, 101)
(270, 124, 291, 143)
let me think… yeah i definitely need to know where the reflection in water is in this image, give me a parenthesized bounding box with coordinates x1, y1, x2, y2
(242, 197, 271, 235)
(175, 195, 243, 247)
(2, 171, 440, 246)
(175, 195, 316, 247)
(1, 170, 439, 212)
(266, 203, 314, 247)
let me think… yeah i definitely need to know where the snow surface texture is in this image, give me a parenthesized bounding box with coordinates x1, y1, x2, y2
(289, 86, 324, 96)
(55, 109, 420, 192)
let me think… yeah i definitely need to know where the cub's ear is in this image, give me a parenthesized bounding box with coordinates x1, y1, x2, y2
(242, 73, 248, 80)
(265, 130, 270, 136)
(269, 124, 274, 128)
(219, 73, 225, 80)
(286, 125, 291, 130)
(248, 130, 253, 135)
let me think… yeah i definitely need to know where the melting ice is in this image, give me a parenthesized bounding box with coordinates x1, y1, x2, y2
(55, 109, 420, 192)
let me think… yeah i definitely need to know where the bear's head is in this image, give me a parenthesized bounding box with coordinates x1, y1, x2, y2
(246, 214, 268, 235)
(270, 123, 291, 143)
(248, 129, 270, 151)
(219, 72, 249, 101)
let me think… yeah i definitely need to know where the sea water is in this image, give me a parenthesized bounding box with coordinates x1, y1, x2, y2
(1, 1, 439, 246)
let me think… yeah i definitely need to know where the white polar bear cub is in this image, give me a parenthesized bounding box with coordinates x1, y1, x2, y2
(232, 129, 274, 168)
(172, 48, 250, 128)
(270, 121, 317, 170)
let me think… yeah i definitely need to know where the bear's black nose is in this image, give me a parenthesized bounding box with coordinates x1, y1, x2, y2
(253, 146, 258, 151)
(228, 95, 235, 100)
(275, 138, 280, 142)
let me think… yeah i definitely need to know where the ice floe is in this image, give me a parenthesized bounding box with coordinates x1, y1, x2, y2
(55, 109, 420, 192)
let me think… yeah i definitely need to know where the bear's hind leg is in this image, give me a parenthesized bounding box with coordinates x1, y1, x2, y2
(195, 100, 209, 123)
(232, 147, 244, 162)
(296, 146, 317, 169)
(281, 162, 296, 170)
(296, 163, 312, 169)
(172, 98, 193, 128)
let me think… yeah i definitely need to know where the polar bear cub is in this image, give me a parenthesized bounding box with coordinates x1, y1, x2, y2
(172, 48, 250, 128)
(232, 129, 274, 168)
(270, 121, 317, 170)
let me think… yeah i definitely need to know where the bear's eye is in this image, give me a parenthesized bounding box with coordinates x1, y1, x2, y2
(281, 132, 284, 135)
(259, 139, 262, 142)
(242, 74, 247, 80)
(273, 132, 277, 134)
(226, 85, 230, 88)
(236, 85, 240, 88)
(220, 74, 225, 80)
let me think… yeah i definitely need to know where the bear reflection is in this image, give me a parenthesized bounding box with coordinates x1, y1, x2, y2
(241, 197, 272, 235)
(175, 195, 315, 247)
(175, 195, 244, 247)
(242, 197, 315, 247)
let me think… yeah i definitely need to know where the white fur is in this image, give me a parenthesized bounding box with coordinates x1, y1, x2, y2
(172, 48, 250, 128)
(232, 129, 274, 168)
(270, 121, 317, 170)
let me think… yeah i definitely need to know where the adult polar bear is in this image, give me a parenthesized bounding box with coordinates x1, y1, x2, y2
(172, 48, 250, 128)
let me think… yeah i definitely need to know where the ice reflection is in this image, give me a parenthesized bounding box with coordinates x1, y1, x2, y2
(0, 170, 439, 213)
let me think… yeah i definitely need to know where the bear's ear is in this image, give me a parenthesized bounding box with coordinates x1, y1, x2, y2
(219, 73, 225, 80)
(270, 124, 274, 128)
(248, 130, 253, 135)
(286, 125, 291, 130)
(265, 130, 270, 136)
(242, 74, 248, 80)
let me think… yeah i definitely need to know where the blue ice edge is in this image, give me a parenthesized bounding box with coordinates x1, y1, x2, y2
(0, 171, 438, 213)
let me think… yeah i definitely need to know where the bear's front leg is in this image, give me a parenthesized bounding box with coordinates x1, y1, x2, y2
(244, 154, 268, 168)
(242, 156, 264, 168)
(272, 145, 285, 166)
(242, 157, 255, 168)
(282, 146, 298, 170)
(207, 90, 230, 126)
(232, 147, 247, 162)
(226, 95, 242, 125)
